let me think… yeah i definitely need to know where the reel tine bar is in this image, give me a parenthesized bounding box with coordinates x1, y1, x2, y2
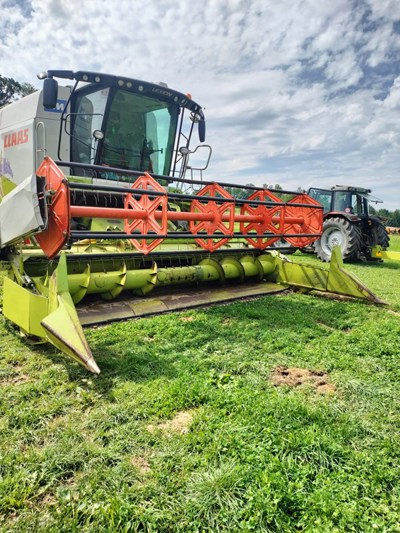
(35, 158, 323, 258)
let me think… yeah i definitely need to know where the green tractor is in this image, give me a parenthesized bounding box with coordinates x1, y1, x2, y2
(307, 185, 390, 262)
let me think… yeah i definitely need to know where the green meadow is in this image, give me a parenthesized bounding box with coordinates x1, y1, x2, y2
(1, 236, 399, 532)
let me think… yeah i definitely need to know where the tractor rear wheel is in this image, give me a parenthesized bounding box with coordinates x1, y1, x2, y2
(315, 217, 362, 262)
(373, 223, 390, 249)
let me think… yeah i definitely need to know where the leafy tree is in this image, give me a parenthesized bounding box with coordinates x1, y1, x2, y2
(225, 184, 256, 199)
(377, 208, 391, 218)
(387, 209, 400, 227)
(374, 208, 400, 227)
(0, 75, 36, 107)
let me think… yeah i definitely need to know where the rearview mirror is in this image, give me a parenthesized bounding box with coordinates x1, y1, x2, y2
(43, 77, 58, 109)
(198, 117, 206, 143)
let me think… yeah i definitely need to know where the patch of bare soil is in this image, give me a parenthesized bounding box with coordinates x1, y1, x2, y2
(131, 455, 151, 475)
(180, 316, 195, 322)
(271, 366, 336, 394)
(47, 414, 70, 430)
(38, 493, 58, 507)
(147, 410, 194, 435)
(0, 373, 30, 385)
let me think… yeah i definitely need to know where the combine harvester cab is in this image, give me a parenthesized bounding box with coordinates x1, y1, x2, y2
(0, 70, 384, 373)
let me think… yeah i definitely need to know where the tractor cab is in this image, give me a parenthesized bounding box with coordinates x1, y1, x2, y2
(40, 70, 209, 180)
(331, 187, 369, 216)
(307, 186, 376, 217)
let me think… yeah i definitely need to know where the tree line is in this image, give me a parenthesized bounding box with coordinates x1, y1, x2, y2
(0, 74, 35, 107)
(370, 207, 400, 228)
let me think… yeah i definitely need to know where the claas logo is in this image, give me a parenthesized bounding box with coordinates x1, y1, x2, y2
(3, 128, 29, 148)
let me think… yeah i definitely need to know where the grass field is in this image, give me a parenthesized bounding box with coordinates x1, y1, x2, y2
(1, 236, 399, 532)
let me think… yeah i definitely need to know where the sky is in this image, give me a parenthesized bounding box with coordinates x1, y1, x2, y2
(1, 0, 400, 210)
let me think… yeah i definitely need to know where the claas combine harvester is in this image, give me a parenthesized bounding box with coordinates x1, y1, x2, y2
(0, 70, 383, 374)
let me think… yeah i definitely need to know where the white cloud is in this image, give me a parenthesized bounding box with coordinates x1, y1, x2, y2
(325, 50, 364, 88)
(0, 0, 399, 209)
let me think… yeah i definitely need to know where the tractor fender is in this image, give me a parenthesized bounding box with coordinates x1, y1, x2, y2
(323, 212, 361, 223)
(367, 214, 385, 225)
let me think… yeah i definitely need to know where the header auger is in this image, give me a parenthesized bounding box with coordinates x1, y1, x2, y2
(0, 70, 384, 373)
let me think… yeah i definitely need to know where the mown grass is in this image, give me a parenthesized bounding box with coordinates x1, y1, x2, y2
(0, 238, 399, 532)
(388, 234, 400, 252)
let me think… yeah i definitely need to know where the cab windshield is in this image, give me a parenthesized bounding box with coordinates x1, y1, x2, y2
(332, 191, 368, 216)
(71, 86, 179, 176)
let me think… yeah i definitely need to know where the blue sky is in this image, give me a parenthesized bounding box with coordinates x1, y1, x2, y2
(1, 0, 399, 209)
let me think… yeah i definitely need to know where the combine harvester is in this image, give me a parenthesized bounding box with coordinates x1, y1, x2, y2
(0, 70, 383, 374)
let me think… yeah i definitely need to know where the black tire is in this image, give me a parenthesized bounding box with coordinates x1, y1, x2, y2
(270, 239, 298, 254)
(373, 223, 390, 249)
(314, 217, 362, 262)
(0, 246, 9, 261)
